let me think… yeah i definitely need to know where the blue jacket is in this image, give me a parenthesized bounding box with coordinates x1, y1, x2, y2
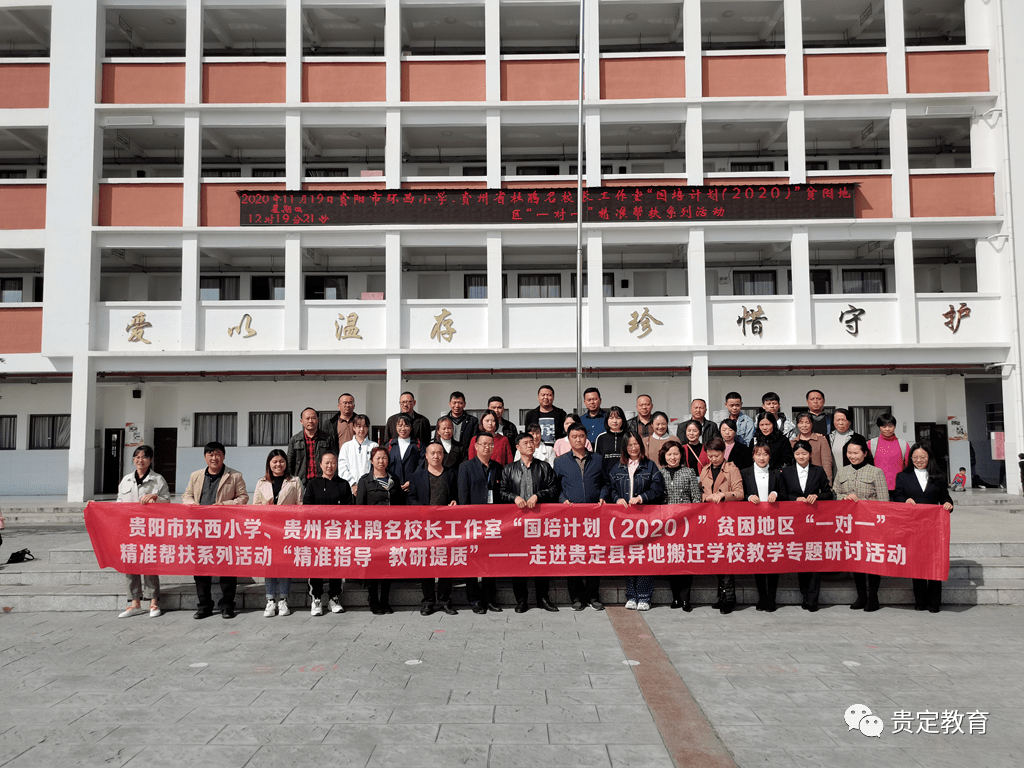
(407, 466, 458, 505)
(386, 438, 422, 486)
(554, 451, 608, 503)
(457, 458, 503, 505)
(607, 458, 665, 504)
(581, 410, 608, 444)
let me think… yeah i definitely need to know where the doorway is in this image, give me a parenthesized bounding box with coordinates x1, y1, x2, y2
(102, 428, 125, 495)
(915, 422, 950, 480)
(153, 428, 178, 492)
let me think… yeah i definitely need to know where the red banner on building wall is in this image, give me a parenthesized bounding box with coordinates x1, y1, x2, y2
(84, 501, 949, 581)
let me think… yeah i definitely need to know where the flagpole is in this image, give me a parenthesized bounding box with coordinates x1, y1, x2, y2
(575, 0, 586, 415)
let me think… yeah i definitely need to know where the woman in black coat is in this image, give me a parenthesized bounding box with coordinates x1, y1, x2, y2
(740, 444, 784, 611)
(778, 440, 835, 612)
(891, 442, 954, 613)
(356, 446, 407, 614)
(594, 406, 628, 480)
(753, 412, 794, 471)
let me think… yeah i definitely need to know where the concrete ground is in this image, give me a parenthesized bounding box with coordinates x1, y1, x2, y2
(1, 599, 1020, 767)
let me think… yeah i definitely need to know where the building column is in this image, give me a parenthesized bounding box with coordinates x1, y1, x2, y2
(386, 357, 403, 420)
(1001, 371, 1022, 495)
(385, 0, 401, 103)
(68, 355, 97, 502)
(791, 229, 812, 344)
(890, 104, 910, 218)
(787, 105, 806, 184)
(584, 0, 600, 102)
(284, 235, 301, 349)
(285, 0, 302, 104)
(585, 111, 602, 188)
(783, 0, 804, 97)
(184, 0, 202, 104)
(586, 230, 604, 348)
(484, 0, 500, 102)
(685, 106, 703, 186)
(486, 230, 503, 348)
(486, 110, 501, 188)
(385, 110, 402, 188)
(385, 231, 401, 349)
(683, 0, 702, 100)
(180, 237, 200, 350)
(183, 111, 201, 227)
(885, 0, 907, 96)
(893, 227, 917, 343)
(285, 110, 302, 188)
(691, 354, 710, 407)
(687, 229, 708, 345)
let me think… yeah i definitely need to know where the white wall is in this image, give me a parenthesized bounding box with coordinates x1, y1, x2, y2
(0, 382, 73, 496)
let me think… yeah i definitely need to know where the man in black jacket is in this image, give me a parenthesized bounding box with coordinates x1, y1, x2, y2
(488, 395, 518, 444)
(457, 433, 503, 613)
(523, 384, 568, 446)
(383, 391, 432, 445)
(500, 433, 560, 613)
(409, 442, 459, 616)
(626, 394, 655, 439)
(676, 398, 720, 445)
(447, 390, 478, 452)
(287, 407, 337, 486)
(302, 450, 352, 616)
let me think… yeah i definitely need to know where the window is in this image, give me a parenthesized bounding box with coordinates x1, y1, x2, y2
(249, 412, 292, 446)
(730, 162, 775, 173)
(0, 415, 16, 450)
(850, 406, 891, 441)
(838, 160, 883, 170)
(199, 276, 240, 301)
(806, 160, 829, 171)
(986, 403, 1004, 433)
(787, 269, 833, 295)
(733, 271, 777, 296)
(251, 276, 285, 301)
(569, 273, 615, 298)
(515, 166, 561, 176)
(1, 277, 24, 303)
(193, 413, 237, 447)
(305, 276, 348, 300)
(318, 411, 336, 432)
(252, 168, 286, 178)
(518, 274, 561, 298)
(29, 414, 70, 449)
(306, 167, 350, 178)
(842, 269, 886, 294)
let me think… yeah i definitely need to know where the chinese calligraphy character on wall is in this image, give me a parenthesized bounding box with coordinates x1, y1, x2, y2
(125, 312, 152, 344)
(335, 312, 362, 340)
(839, 305, 865, 336)
(227, 314, 257, 338)
(628, 308, 663, 339)
(942, 303, 970, 334)
(737, 305, 768, 338)
(430, 309, 456, 343)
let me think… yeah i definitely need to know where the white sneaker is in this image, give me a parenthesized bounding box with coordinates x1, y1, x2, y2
(277, 599, 290, 617)
(118, 606, 145, 618)
(310, 598, 323, 616)
(624, 599, 637, 610)
(264, 599, 277, 617)
(328, 597, 345, 614)
(636, 601, 651, 611)
(149, 606, 162, 618)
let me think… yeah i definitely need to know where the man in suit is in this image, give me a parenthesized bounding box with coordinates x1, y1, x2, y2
(500, 433, 561, 613)
(777, 439, 835, 612)
(554, 423, 608, 611)
(409, 441, 459, 616)
(182, 441, 249, 619)
(457, 432, 503, 614)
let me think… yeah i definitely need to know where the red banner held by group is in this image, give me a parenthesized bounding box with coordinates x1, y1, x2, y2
(84, 501, 949, 581)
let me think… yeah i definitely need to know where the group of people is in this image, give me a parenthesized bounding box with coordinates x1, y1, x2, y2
(114, 384, 953, 620)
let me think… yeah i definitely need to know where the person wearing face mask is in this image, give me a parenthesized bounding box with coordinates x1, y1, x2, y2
(699, 438, 744, 614)
(892, 443, 954, 613)
(828, 408, 863, 469)
(116, 445, 171, 618)
(608, 433, 665, 611)
(778, 440, 834, 612)
(658, 442, 701, 610)
(753, 412, 794, 471)
(867, 413, 911, 492)
(833, 435, 890, 611)
(339, 414, 377, 496)
(432, 416, 466, 471)
(357, 447, 406, 615)
(645, 411, 684, 468)
(700, 418, 752, 470)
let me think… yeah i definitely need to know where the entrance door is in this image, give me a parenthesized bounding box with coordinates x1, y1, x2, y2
(153, 428, 178, 492)
(102, 428, 125, 495)
(915, 422, 950, 479)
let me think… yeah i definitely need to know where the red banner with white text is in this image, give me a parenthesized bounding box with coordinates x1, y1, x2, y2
(84, 501, 949, 581)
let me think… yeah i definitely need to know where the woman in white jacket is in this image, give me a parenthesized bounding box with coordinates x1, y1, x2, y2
(252, 449, 303, 617)
(116, 445, 170, 618)
(338, 415, 378, 494)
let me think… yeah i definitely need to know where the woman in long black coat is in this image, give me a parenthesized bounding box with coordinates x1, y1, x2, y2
(891, 442, 954, 613)
(357, 446, 407, 614)
(753, 412, 794, 471)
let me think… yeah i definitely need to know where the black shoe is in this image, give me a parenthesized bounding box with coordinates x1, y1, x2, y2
(711, 599, 724, 610)
(755, 596, 767, 612)
(472, 603, 487, 615)
(221, 606, 236, 619)
(807, 604, 819, 613)
(765, 602, 778, 613)
(864, 595, 880, 612)
(538, 599, 559, 612)
(486, 602, 503, 613)
(850, 595, 868, 610)
(927, 606, 940, 614)
(570, 601, 585, 612)
(441, 603, 458, 615)
(382, 603, 394, 614)
(801, 602, 810, 611)
(589, 600, 605, 611)
(515, 602, 529, 613)
(914, 604, 927, 612)
(719, 603, 734, 615)
(420, 604, 436, 616)
(193, 608, 213, 620)
(370, 604, 385, 615)
(670, 599, 682, 609)
(681, 601, 693, 612)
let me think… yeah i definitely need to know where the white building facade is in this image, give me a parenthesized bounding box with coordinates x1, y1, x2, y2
(0, 0, 1022, 499)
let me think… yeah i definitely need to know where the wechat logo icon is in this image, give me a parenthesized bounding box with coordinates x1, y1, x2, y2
(845, 704, 883, 737)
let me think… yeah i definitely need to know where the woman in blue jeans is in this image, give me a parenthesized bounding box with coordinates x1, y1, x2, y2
(607, 432, 665, 611)
(252, 449, 302, 617)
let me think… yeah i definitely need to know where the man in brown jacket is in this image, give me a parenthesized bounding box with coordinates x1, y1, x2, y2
(182, 441, 249, 619)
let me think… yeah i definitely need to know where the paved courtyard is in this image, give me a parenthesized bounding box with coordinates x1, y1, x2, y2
(1, 597, 1020, 767)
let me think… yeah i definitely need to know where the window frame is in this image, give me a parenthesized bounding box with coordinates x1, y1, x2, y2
(732, 270, 778, 296)
(193, 412, 238, 448)
(517, 273, 562, 299)
(248, 411, 292, 447)
(28, 414, 71, 450)
(0, 414, 16, 450)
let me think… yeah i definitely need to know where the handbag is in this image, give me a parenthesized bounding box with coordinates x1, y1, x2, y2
(6, 549, 35, 564)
